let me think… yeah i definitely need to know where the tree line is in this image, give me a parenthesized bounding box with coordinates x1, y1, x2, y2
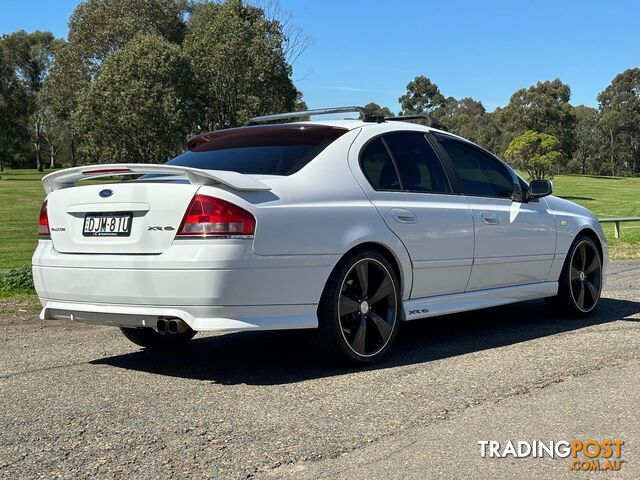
(367, 70, 640, 179)
(0, 0, 306, 172)
(0, 0, 638, 179)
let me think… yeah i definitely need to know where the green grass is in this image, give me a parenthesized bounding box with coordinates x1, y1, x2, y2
(552, 175, 640, 259)
(0, 291, 41, 317)
(0, 169, 639, 277)
(0, 169, 48, 272)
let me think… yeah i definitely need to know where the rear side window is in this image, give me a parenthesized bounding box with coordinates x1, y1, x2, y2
(167, 125, 347, 176)
(436, 135, 514, 198)
(361, 138, 401, 190)
(383, 133, 451, 193)
(360, 133, 451, 193)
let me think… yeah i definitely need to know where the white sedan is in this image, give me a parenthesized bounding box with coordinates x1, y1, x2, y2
(33, 107, 607, 364)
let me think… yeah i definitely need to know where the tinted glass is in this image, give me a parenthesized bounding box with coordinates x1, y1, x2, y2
(167, 124, 347, 176)
(360, 137, 401, 190)
(437, 136, 514, 198)
(383, 133, 451, 193)
(167, 144, 332, 176)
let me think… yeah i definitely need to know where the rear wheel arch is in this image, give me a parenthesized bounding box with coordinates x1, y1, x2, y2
(339, 242, 406, 298)
(316, 244, 402, 364)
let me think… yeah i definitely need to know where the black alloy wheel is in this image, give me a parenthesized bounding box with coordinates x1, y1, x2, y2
(568, 240, 602, 313)
(316, 250, 401, 364)
(338, 258, 398, 357)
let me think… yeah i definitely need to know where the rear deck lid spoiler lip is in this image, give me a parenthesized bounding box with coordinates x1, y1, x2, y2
(41, 163, 272, 194)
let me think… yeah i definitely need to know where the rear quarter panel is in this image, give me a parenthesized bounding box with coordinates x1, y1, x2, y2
(206, 128, 414, 300)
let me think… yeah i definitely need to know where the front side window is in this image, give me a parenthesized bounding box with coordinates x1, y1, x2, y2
(436, 135, 514, 198)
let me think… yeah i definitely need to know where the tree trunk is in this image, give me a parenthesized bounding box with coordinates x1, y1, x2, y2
(49, 143, 56, 169)
(35, 143, 44, 172)
(70, 133, 77, 167)
(609, 128, 616, 177)
(34, 115, 44, 172)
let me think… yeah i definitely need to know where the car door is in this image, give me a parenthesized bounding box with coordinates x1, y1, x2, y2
(433, 133, 556, 291)
(353, 131, 475, 298)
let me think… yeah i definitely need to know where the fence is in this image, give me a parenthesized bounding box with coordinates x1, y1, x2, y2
(598, 217, 640, 239)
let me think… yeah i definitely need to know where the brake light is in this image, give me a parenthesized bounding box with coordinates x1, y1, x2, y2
(38, 200, 50, 236)
(81, 168, 134, 176)
(177, 194, 255, 236)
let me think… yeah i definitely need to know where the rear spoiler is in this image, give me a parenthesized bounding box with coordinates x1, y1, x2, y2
(41, 164, 271, 194)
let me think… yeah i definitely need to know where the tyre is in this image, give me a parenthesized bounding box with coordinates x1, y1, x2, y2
(546, 234, 603, 317)
(317, 249, 401, 364)
(120, 327, 196, 350)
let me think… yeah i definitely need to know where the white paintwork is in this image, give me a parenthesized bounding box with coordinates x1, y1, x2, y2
(465, 196, 557, 290)
(402, 281, 559, 320)
(40, 299, 318, 331)
(33, 119, 608, 334)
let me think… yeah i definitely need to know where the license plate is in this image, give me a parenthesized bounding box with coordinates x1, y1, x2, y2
(83, 212, 133, 237)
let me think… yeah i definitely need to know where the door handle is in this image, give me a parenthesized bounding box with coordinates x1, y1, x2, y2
(480, 211, 499, 225)
(391, 208, 417, 224)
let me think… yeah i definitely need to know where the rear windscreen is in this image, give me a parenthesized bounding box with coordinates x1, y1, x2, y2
(167, 124, 348, 176)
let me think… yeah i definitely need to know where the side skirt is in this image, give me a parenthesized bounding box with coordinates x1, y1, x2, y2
(402, 281, 558, 321)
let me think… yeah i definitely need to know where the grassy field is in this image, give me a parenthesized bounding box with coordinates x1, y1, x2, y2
(552, 175, 640, 259)
(0, 169, 639, 276)
(0, 169, 47, 273)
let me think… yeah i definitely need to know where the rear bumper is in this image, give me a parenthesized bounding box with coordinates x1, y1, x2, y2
(39, 299, 318, 332)
(33, 240, 337, 332)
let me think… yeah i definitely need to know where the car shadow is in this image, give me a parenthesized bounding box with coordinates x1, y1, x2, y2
(91, 296, 640, 386)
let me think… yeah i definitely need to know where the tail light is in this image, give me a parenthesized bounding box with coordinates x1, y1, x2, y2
(38, 200, 50, 236)
(177, 194, 255, 236)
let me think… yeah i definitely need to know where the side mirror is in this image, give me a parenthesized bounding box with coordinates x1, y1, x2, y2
(529, 179, 553, 199)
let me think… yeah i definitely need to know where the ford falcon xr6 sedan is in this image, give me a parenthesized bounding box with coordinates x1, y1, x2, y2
(33, 106, 607, 364)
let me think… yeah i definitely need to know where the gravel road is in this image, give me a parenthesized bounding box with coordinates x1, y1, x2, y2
(1, 261, 639, 479)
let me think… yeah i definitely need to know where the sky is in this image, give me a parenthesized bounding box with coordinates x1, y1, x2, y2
(1, 0, 638, 113)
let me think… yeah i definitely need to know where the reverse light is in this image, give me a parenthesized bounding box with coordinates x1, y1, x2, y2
(177, 194, 255, 236)
(38, 200, 50, 236)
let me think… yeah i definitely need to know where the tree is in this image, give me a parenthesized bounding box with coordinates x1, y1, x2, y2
(1, 30, 60, 171)
(398, 75, 445, 115)
(597, 68, 640, 176)
(499, 79, 576, 160)
(363, 102, 393, 117)
(0, 41, 30, 171)
(572, 105, 604, 174)
(504, 130, 563, 180)
(67, 0, 187, 71)
(41, 41, 90, 167)
(183, 0, 297, 129)
(74, 34, 198, 164)
(294, 91, 308, 112)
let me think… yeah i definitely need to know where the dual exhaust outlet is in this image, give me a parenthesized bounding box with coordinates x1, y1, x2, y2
(156, 317, 188, 334)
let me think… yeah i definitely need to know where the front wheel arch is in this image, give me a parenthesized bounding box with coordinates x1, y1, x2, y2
(547, 232, 603, 317)
(575, 227, 604, 262)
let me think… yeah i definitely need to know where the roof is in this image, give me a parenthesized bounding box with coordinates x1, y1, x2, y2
(186, 119, 462, 152)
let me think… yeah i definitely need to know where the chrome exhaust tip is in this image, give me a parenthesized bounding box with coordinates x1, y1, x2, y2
(167, 319, 179, 334)
(156, 317, 189, 334)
